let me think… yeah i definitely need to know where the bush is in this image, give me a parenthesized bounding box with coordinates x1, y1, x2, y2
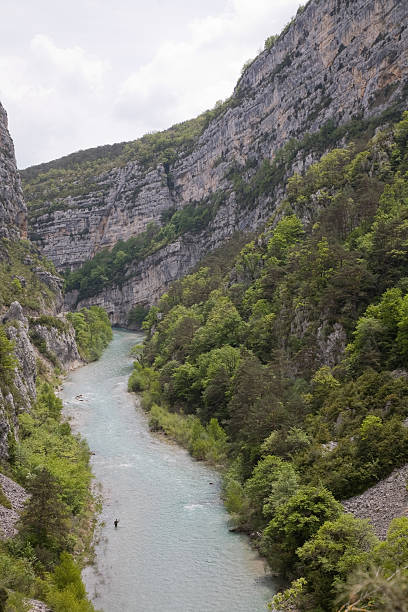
(296, 514, 377, 606)
(67, 306, 112, 362)
(261, 486, 342, 573)
(46, 553, 94, 612)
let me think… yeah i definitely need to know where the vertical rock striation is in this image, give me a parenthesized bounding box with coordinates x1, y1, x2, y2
(0, 102, 27, 239)
(25, 0, 408, 325)
(0, 102, 82, 459)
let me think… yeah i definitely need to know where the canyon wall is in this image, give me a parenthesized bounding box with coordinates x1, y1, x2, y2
(0, 102, 27, 239)
(0, 103, 81, 459)
(26, 0, 408, 324)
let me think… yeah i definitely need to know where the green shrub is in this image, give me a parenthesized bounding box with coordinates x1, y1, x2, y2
(67, 306, 112, 362)
(0, 484, 11, 509)
(45, 553, 94, 612)
(296, 514, 377, 606)
(261, 486, 342, 573)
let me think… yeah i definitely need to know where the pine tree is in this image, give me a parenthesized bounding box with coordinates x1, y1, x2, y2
(19, 468, 71, 566)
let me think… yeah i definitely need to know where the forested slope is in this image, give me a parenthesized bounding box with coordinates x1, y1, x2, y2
(131, 112, 408, 611)
(22, 0, 408, 326)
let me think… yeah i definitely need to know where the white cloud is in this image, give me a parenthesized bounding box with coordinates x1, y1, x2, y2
(114, 0, 300, 130)
(30, 34, 109, 92)
(0, 1, 300, 167)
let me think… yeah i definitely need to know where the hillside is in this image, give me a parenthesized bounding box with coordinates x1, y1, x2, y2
(10, 0, 408, 608)
(0, 101, 105, 611)
(132, 110, 408, 611)
(22, 0, 408, 326)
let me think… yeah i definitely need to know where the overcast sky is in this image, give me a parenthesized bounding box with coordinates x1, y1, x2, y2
(0, 0, 300, 168)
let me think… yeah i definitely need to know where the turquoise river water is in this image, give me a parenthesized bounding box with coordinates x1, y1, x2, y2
(62, 329, 275, 612)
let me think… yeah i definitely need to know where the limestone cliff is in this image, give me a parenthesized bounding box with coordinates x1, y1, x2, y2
(25, 0, 408, 325)
(0, 102, 81, 459)
(0, 102, 27, 239)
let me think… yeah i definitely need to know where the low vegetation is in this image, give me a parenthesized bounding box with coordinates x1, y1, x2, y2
(128, 112, 408, 610)
(0, 380, 97, 610)
(0, 238, 57, 314)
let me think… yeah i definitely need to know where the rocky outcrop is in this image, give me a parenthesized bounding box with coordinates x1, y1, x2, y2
(27, 0, 408, 324)
(0, 102, 27, 239)
(0, 302, 81, 458)
(28, 600, 52, 612)
(32, 322, 81, 369)
(0, 100, 83, 460)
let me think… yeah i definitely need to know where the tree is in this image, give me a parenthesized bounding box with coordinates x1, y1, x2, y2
(337, 565, 408, 612)
(261, 486, 342, 573)
(372, 517, 408, 574)
(0, 588, 6, 612)
(244, 455, 299, 524)
(190, 295, 245, 355)
(47, 553, 94, 612)
(18, 468, 71, 566)
(197, 345, 241, 420)
(296, 514, 377, 606)
(228, 354, 284, 449)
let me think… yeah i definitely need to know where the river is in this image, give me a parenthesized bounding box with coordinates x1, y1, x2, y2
(62, 329, 275, 612)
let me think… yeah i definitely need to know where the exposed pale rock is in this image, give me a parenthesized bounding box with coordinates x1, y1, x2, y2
(7, 320, 37, 403)
(29, 0, 408, 297)
(0, 102, 26, 238)
(3, 300, 28, 325)
(33, 322, 81, 370)
(317, 322, 347, 367)
(0, 472, 28, 539)
(343, 464, 408, 540)
(27, 600, 52, 612)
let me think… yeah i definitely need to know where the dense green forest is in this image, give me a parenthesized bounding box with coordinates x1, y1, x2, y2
(129, 112, 408, 611)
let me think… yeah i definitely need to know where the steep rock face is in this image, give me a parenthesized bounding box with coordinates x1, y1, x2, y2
(65, 233, 211, 324)
(28, 0, 408, 324)
(0, 102, 27, 239)
(32, 323, 81, 370)
(0, 302, 80, 459)
(31, 164, 173, 270)
(0, 101, 82, 459)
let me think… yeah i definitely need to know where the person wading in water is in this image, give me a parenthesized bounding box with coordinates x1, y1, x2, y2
(114, 519, 119, 528)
